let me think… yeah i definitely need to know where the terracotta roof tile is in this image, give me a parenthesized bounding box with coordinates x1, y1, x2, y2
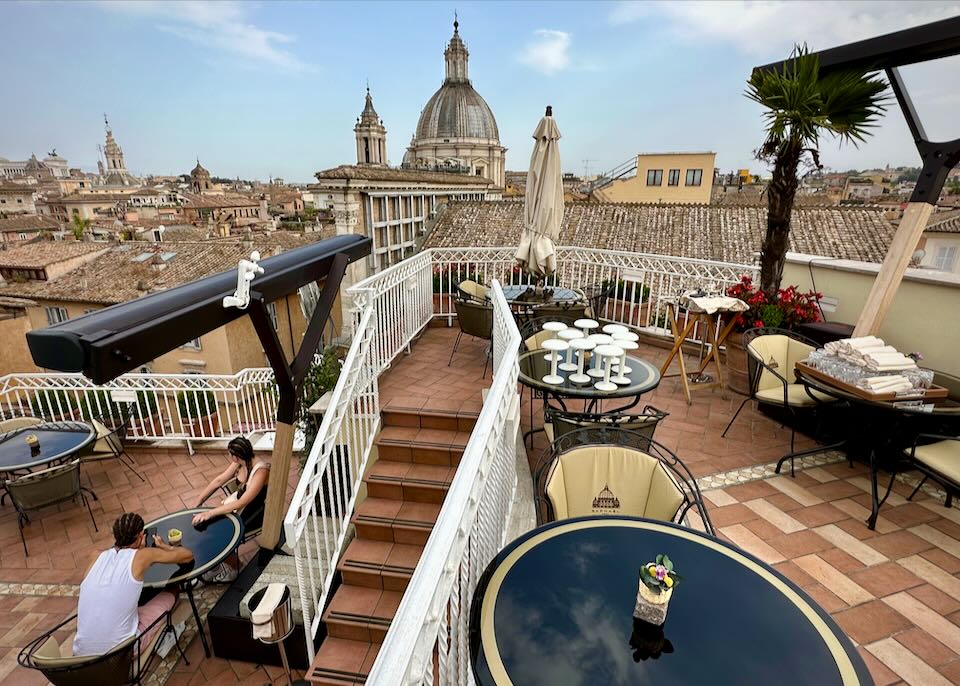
(0, 242, 109, 269)
(926, 210, 960, 234)
(424, 201, 897, 264)
(0, 215, 60, 232)
(181, 192, 260, 209)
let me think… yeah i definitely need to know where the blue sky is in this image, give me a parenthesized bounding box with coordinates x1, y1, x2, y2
(2, 1, 958, 182)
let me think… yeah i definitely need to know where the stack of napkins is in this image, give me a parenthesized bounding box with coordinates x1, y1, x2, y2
(825, 335, 884, 356)
(824, 336, 917, 371)
(858, 375, 913, 394)
(862, 351, 917, 372)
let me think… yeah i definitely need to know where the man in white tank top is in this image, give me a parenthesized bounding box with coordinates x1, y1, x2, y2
(74, 512, 194, 656)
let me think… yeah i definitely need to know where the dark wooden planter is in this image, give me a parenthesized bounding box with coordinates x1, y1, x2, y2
(185, 411, 220, 438)
(725, 331, 750, 396)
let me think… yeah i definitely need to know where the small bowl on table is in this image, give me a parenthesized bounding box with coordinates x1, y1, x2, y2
(167, 528, 183, 546)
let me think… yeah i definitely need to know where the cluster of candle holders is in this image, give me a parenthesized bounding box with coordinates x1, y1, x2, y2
(539, 320, 634, 391)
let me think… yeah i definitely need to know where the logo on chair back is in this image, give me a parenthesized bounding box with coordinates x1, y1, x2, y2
(767, 356, 779, 369)
(592, 484, 620, 512)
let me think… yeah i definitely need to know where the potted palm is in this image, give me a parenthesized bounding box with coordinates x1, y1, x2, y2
(746, 45, 887, 298)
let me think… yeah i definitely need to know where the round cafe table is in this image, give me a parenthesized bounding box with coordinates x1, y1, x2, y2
(143, 508, 244, 657)
(0, 421, 96, 474)
(470, 517, 872, 686)
(497, 284, 583, 306)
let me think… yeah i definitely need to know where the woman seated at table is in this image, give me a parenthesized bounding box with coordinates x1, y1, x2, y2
(74, 512, 194, 656)
(192, 435, 270, 582)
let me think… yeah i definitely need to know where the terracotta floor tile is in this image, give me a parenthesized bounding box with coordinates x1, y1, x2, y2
(743, 498, 805, 533)
(767, 530, 834, 559)
(773, 560, 817, 588)
(793, 554, 873, 606)
(708, 503, 758, 528)
(791, 502, 849, 528)
(867, 531, 936, 560)
(882, 503, 945, 529)
(834, 600, 912, 645)
(911, 524, 960, 560)
(719, 524, 785, 565)
(919, 548, 960, 574)
(898, 555, 960, 604)
(866, 637, 953, 686)
(857, 646, 900, 686)
(818, 547, 867, 574)
(804, 583, 849, 613)
(884, 591, 960, 655)
(895, 627, 957, 667)
(850, 562, 925, 599)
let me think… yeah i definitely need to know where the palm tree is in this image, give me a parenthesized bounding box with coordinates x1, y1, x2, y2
(71, 214, 91, 241)
(746, 45, 888, 298)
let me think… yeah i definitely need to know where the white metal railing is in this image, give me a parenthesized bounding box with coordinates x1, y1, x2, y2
(0, 368, 277, 441)
(430, 245, 757, 340)
(282, 306, 380, 659)
(347, 248, 434, 373)
(366, 280, 521, 684)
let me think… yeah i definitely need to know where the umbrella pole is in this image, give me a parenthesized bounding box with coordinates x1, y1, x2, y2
(853, 201, 933, 336)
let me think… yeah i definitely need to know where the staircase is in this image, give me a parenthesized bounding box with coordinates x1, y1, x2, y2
(306, 400, 478, 684)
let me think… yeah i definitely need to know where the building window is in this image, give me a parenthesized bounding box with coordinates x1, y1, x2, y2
(18, 233, 27, 240)
(933, 246, 958, 272)
(266, 302, 279, 330)
(45, 306, 68, 325)
(182, 338, 202, 350)
(685, 169, 703, 186)
(646, 169, 663, 186)
(668, 169, 680, 186)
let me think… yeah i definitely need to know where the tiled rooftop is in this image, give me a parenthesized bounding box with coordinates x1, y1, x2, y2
(424, 200, 898, 264)
(4, 324, 960, 686)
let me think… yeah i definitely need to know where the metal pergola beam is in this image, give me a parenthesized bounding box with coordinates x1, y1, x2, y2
(753, 16, 960, 335)
(27, 235, 371, 384)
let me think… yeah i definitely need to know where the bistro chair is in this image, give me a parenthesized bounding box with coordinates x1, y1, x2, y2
(533, 426, 714, 535)
(87, 407, 145, 482)
(18, 604, 190, 686)
(456, 279, 489, 302)
(5, 460, 97, 556)
(905, 430, 960, 508)
(449, 298, 494, 377)
(0, 416, 42, 432)
(544, 406, 668, 444)
(580, 281, 616, 319)
(532, 301, 589, 323)
(721, 327, 838, 476)
(210, 475, 268, 544)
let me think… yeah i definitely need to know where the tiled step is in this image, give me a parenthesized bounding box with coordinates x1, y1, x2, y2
(352, 497, 440, 546)
(376, 426, 469, 467)
(383, 404, 479, 432)
(366, 461, 454, 503)
(323, 584, 403, 643)
(306, 637, 380, 684)
(338, 539, 423, 591)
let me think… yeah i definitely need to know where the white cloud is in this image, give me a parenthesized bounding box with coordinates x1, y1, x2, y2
(519, 29, 572, 75)
(97, 1, 309, 72)
(609, 1, 960, 58)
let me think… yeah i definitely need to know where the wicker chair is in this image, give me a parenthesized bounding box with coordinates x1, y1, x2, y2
(449, 298, 494, 377)
(5, 460, 97, 556)
(533, 426, 714, 534)
(531, 301, 589, 323)
(580, 282, 616, 319)
(456, 279, 489, 302)
(544, 406, 668, 444)
(86, 406, 144, 482)
(0, 416, 42, 432)
(18, 605, 189, 686)
(721, 327, 840, 476)
(207, 476, 268, 544)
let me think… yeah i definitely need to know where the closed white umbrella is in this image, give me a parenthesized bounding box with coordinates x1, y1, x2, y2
(515, 106, 563, 279)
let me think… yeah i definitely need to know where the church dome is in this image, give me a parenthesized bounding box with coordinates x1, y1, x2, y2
(415, 82, 499, 142)
(413, 20, 500, 143)
(191, 161, 210, 177)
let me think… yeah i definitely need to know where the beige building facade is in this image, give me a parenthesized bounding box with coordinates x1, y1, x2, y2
(594, 152, 716, 204)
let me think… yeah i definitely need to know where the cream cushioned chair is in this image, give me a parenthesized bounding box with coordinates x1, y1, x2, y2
(534, 427, 715, 535)
(0, 416, 42, 432)
(905, 435, 960, 509)
(456, 279, 489, 302)
(722, 327, 841, 477)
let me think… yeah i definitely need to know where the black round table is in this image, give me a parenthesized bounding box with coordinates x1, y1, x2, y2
(471, 517, 872, 686)
(497, 284, 583, 306)
(519, 350, 660, 412)
(797, 369, 960, 530)
(143, 508, 243, 657)
(0, 421, 96, 473)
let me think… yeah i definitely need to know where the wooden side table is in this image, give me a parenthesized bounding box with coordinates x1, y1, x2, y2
(659, 303, 739, 404)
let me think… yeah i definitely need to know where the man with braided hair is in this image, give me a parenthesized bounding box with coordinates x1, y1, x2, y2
(73, 512, 194, 656)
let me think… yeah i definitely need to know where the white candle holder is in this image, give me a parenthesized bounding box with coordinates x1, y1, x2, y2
(574, 318, 599, 336)
(569, 338, 595, 384)
(594, 344, 623, 392)
(586, 334, 613, 378)
(602, 323, 628, 337)
(541, 339, 569, 385)
(612, 340, 639, 384)
(557, 329, 584, 371)
(541, 321, 568, 362)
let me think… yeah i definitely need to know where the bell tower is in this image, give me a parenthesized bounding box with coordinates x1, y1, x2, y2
(354, 87, 387, 166)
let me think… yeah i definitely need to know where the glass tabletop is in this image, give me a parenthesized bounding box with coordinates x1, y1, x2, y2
(497, 284, 583, 305)
(518, 350, 660, 399)
(0, 421, 96, 472)
(141, 509, 243, 587)
(470, 517, 871, 686)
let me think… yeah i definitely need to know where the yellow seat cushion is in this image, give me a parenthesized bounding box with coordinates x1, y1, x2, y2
(748, 334, 814, 393)
(755, 384, 835, 407)
(912, 440, 960, 484)
(545, 446, 685, 523)
(524, 330, 553, 351)
(458, 280, 489, 300)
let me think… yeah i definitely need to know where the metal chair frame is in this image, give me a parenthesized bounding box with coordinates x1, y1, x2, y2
(532, 426, 715, 535)
(85, 404, 145, 482)
(18, 609, 188, 686)
(721, 327, 842, 476)
(449, 298, 494, 377)
(544, 405, 668, 445)
(905, 432, 960, 508)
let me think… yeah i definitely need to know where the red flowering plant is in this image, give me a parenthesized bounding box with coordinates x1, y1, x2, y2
(726, 275, 822, 332)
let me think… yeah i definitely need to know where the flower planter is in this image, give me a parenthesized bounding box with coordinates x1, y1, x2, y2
(604, 299, 651, 328)
(185, 411, 220, 438)
(634, 582, 673, 626)
(725, 330, 750, 396)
